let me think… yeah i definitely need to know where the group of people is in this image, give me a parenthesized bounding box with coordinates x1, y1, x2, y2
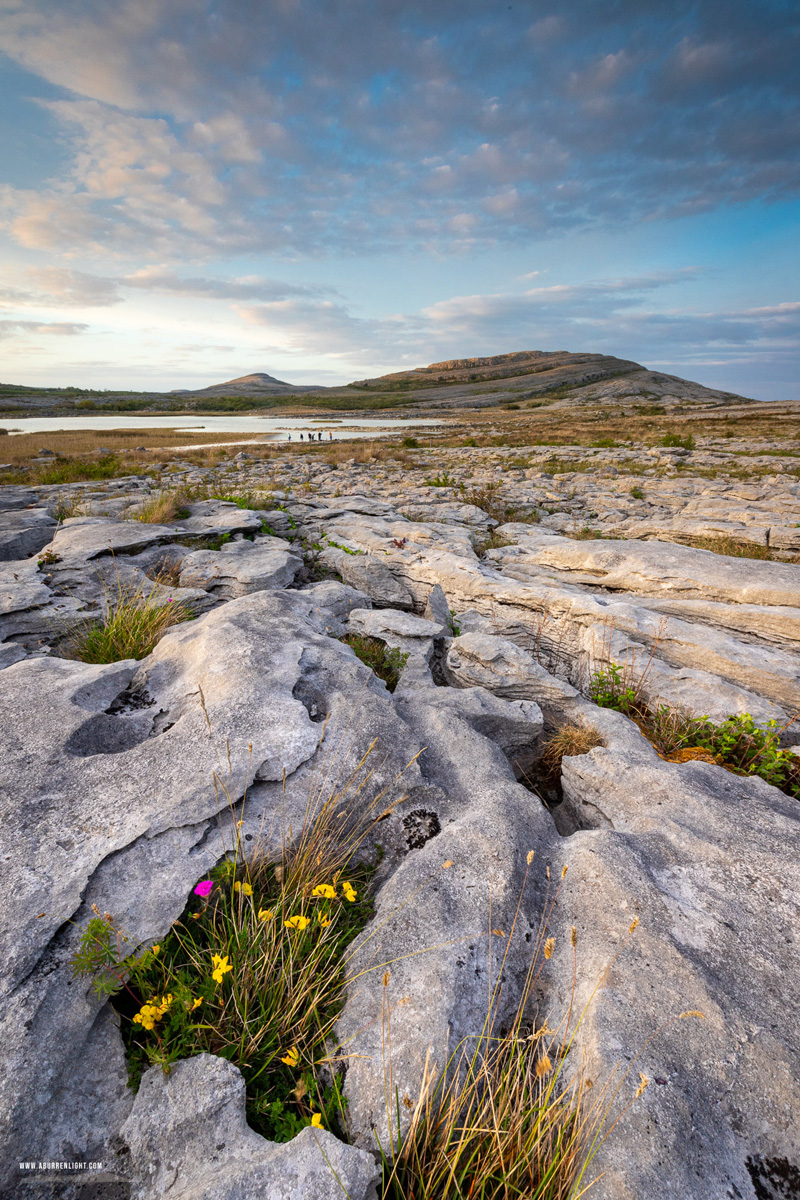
(287, 429, 334, 441)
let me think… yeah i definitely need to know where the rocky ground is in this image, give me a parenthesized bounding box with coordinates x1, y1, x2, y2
(2, 427, 800, 1200)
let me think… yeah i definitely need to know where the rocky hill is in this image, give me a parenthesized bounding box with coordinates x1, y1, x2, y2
(0, 350, 759, 415)
(171, 371, 322, 396)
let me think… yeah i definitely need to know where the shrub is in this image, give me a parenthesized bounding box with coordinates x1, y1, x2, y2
(61, 575, 194, 662)
(590, 663, 800, 799)
(340, 634, 409, 692)
(659, 433, 695, 451)
(425, 473, 455, 488)
(51, 494, 86, 522)
(401, 436, 419, 448)
(460, 482, 540, 526)
(629, 486, 645, 500)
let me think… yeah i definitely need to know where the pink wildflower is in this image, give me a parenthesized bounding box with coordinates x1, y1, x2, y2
(194, 880, 214, 898)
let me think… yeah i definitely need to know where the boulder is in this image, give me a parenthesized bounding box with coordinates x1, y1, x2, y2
(0, 507, 56, 561)
(179, 538, 302, 598)
(120, 1054, 379, 1200)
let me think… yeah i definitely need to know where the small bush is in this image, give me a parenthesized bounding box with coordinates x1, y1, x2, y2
(629, 486, 645, 500)
(425, 473, 456, 488)
(401, 436, 419, 448)
(340, 634, 409, 692)
(61, 576, 194, 662)
(659, 433, 695, 450)
(590, 664, 800, 798)
(460, 482, 539, 526)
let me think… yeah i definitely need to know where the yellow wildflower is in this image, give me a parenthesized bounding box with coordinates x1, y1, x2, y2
(311, 1112, 323, 1128)
(312, 884, 337, 899)
(151, 944, 160, 956)
(190, 997, 202, 1011)
(211, 953, 233, 984)
(318, 913, 332, 928)
(258, 908, 273, 922)
(280, 1045, 300, 1067)
(132, 993, 172, 1031)
(233, 881, 253, 896)
(341, 881, 357, 903)
(285, 915, 310, 931)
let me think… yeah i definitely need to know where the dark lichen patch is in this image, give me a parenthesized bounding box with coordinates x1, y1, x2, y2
(402, 808, 441, 850)
(746, 1153, 800, 1200)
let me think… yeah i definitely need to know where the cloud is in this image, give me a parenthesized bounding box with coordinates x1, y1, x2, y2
(233, 272, 800, 379)
(0, 319, 89, 338)
(124, 266, 336, 302)
(0, 0, 796, 256)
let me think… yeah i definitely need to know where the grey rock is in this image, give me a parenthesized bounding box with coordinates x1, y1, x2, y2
(331, 550, 416, 609)
(551, 729, 800, 1200)
(120, 1054, 379, 1200)
(424, 581, 452, 627)
(443, 632, 578, 705)
(0, 507, 56, 561)
(0, 641, 26, 669)
(179, 538, 302, 597)
(179, 498, 264, 537)
(44, 516, 184, 561)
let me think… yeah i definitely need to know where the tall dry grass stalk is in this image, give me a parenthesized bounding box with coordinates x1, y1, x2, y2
(378, 856, 703, 1200)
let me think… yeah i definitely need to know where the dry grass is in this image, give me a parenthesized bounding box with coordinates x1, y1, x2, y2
(134, 489, 192, 524)
(667, 533, 798, 563)
(539, 726, 606, 775)
(0, 427, 268, 468)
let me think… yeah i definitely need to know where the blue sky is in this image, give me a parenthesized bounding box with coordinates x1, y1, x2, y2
(0, 0, 798, 398)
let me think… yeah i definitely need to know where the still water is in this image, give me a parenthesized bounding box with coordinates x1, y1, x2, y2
(3, 414, 442, 442)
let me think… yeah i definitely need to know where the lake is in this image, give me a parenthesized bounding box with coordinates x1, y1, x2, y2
(1, 414, 442, 443)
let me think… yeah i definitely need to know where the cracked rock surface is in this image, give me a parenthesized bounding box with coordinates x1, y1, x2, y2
(1, 462, 799, 1200)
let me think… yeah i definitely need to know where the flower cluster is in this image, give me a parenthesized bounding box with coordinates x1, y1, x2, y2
(132, 993, 173, 1031)
(211, 953, 233, 984)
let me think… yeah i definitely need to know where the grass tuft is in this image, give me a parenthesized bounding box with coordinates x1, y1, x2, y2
(61, 574, 194, 662)
(135, 489, 192, 524)
(540, 725, 606, 776)
(340, 634, 409, 692)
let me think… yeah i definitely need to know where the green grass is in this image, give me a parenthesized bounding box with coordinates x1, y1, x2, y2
(61, 576, 194, 662)
(6, 454, 129, 486)
(590, 663, 800, 798)
(340, 634, 409, 691)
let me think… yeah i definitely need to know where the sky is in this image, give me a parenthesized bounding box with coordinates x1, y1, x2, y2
(0, 0, 798, 399)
